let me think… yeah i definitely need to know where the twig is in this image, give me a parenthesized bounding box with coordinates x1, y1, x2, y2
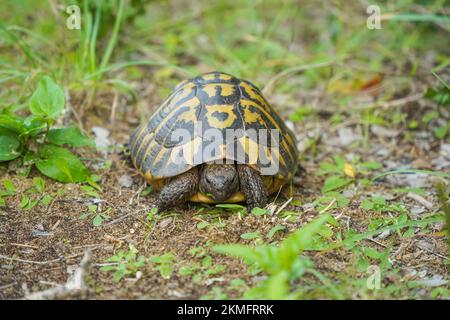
(24, 250, 92, 300)
(378, 93, 423, 109)
(274, 197, 293, 216)
(0, 253, 83, 265)
(366, 237, 388, 248)
(101, 208, 148, 227)
(319, 198, 336, 214)
(9, 243, 39, 249)
(129, 182, 146, 205)
(0, 283, 16, 290)
(262, 60, 336, 95)
(110, 92, 119, 124)
(405, 192, 434, 210)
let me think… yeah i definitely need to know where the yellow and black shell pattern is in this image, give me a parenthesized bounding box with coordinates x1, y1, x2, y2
(129, 71, 298, 196)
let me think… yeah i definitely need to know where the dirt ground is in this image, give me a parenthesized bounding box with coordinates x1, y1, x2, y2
(0, 76, 448, 300)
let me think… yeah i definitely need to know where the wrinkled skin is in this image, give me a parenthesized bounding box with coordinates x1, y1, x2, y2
(199, 164, 239, 202)
(155, 163, 267, 212)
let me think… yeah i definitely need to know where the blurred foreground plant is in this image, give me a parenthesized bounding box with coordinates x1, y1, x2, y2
(213, 214, 341, 299)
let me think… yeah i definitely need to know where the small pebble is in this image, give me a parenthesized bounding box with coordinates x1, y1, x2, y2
(118, 175, 133, 188)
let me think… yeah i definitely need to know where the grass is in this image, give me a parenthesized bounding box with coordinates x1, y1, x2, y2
(0, 0, 449, 300)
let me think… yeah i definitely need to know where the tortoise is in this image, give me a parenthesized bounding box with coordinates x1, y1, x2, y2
(129, 71, 298, 212)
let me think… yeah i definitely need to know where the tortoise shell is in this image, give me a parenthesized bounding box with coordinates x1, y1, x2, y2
(129, 72, 298, 202)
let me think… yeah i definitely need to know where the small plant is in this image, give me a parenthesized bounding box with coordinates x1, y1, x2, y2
(1, 176, 54, 210)
(179, 245, 226, 284)
(0, 76, 94, 183)
(100, 244, 146, 282)
(213, 214, 333, 299)
(150, 252, 176, 279)
(80, 203, 111, 226)
(360, 195, 406, 214)
(0, 178, 16, 206)
(317, 155, 383, 193)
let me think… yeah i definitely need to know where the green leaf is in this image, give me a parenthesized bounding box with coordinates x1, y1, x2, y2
(362, 247, 382, 259)
(202, 255, 212, 268)
(47, 127, 94, 147)
(29, 76, 65, 119)
(0, 129, 21, 161)
(266, 271, 290, 299)
(33, 177, 45, 193)
(196, 221, 210, 229)
(268, 224, 286, 239)
(179, 266, 196, 276)
(425, 86, 450, 106)
(216, 203, 246, 211)
(35, 144, 90, 183)
(360, 161, 383, 170)
(434, 125, 448, 139)
(93, 214, 103, 226)
(277, 214, 331, 268)
(321, 176, 351, 193)
(81, 185, 100, 198)
(422, 111, 439, 123)
(0, 114, 26, 135)
(22, 115, 46, 137)
(360, 199, 374, 210)
(240, 232, 261, 240)
(40, 194, 53, 206)
(251, 207, 269, 216)
(213, 244, 261, 262)
(2, 179, 16, 194)
(20, 195, 30, 209)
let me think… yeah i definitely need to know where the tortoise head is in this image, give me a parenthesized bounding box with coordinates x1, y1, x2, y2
(199, 163, 239, 202)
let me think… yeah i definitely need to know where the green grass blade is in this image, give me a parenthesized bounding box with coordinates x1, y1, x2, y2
(373, 169, 450, 181)
(99, 0, 125, 70)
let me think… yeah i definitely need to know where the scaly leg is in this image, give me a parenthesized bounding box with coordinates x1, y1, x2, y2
(156, 167, 199, 212)
(237, 164, 268, 210)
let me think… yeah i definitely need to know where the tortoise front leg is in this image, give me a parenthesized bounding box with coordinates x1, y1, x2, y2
(155, 167, 199, 212)
(237, 164, 268, 210)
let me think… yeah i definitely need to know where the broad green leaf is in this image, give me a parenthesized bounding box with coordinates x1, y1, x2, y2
(0, 133, 21, 161)
(22, 115, 46, 137)
(321, 176, 351, 193)
(2, 179, 16, 193)
(251, 207, 269, 216)
(35, 144, 90, 183)
(0, 114, 26, 134)
(47, 127, 94, 147)
(29, 76, 65, 119)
